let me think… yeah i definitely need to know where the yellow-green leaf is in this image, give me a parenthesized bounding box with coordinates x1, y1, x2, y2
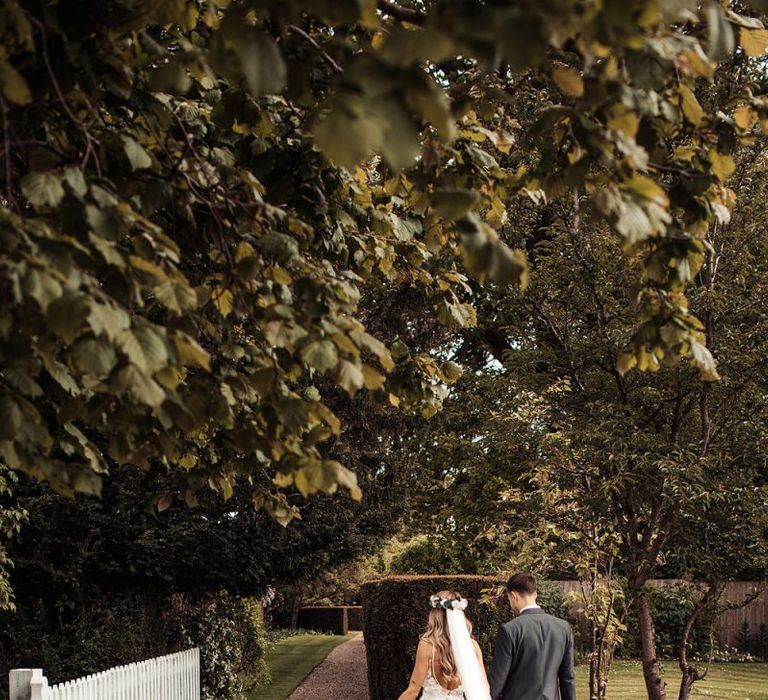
(709, 149, 736, 181)
(174, 332, 211, 371)
(0, 60, 31, 105)
(552, 65, 584, 97)
(679, 85, 704, 126)
(740, 27, 768, 56)
(361, 364, 386, 390)
(733, 104, 757, 130)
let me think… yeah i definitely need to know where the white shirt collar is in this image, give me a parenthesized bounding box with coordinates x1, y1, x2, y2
(519, 604, 541, 613)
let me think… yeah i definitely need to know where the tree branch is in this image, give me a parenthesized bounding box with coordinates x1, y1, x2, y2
(377, 0, 427, 26)
(286, 25, 343, 74)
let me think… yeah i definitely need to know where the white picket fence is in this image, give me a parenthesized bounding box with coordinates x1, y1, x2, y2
(9, 648, 200, 700)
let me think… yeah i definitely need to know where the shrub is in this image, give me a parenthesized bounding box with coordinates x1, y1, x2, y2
(363, 576, 507, 700)
(389, 535, 479, 575)
(176, 592, 270, 699)
(617, 584, 718, 659)
(0, 594, 180, 686)
(265, 627, 323, 644)
(0, 592, 269, 700)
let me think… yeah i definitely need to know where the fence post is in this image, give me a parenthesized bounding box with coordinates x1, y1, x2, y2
(9, 669, 50, 700)
(10, 669, 34, 700)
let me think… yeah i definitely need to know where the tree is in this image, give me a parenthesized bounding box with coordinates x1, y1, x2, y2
(399, 133, 768, 699)
(3, 0, 768, 512)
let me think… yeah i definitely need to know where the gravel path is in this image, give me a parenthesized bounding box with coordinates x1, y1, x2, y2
(287, 632, 370, 700)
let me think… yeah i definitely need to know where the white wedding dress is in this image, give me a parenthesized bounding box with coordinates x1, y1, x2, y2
(422, 644, 465, 699)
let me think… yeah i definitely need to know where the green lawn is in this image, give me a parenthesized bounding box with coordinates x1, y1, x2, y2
(250, 633, 356, 700)
(250, 636, 768, 700)
(575, 661, 768, 699)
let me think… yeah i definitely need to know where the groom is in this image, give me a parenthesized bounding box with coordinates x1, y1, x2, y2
(488, 573, 576, 700)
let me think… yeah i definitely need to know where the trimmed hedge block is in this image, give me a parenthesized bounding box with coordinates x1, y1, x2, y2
(362, 575, 507, 700)
(347, 606, 364, 631)
(297, 606, 349, 635)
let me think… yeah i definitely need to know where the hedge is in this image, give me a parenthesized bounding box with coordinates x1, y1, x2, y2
(297, 606, 349, 635)
(347, 606, 364, 631)
(362, 576, 507, 700)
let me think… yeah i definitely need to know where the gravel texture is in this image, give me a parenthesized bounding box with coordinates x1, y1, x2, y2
(287, 632, 370, 700)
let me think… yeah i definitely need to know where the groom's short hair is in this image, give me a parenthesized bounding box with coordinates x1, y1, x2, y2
(506, 573, 537, 595)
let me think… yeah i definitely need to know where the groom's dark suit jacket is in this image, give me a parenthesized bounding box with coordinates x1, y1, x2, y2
(487, 608, 576, 700)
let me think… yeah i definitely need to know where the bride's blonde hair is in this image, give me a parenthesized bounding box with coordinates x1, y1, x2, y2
(420, 590, 473, 687)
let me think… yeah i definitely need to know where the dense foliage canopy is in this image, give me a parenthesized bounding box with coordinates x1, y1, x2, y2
(3, 0, 768, 515)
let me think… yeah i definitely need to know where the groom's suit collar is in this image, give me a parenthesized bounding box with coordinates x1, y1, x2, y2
(519, 605, 544, 615)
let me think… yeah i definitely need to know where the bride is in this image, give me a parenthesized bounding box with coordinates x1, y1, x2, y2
(397, 590, 491, 700)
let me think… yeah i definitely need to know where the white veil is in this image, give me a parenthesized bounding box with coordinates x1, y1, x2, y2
(445, 607, 491, 700)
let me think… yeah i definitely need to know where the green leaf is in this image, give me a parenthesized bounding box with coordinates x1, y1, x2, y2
(431, 189, 480, 221)
(496, 11, 548, 70)
(0, 60, 31, 105)
(300, 339, 339, 373)
(154, 277, 198, 314)
(121, 136, 153, 171)
(22, 269, 63, 312)
(110, 364, 166, 407)
(336, 360, 364, 396)
(21, 171, 65, 209)
(210, 16, 286, 97)
(45, 293, 91, 344)
(70, 337, 119, 379)
(314, 103, 386, 171)
(294, 458, 362, 500)
(2, 368, 43, 397)
(405, 73, 456, 141)
(441, 361, 464, 382)
(63, 167, 87, 199)
(706, 2, 735, 59)
(378, 97, 421, 170)
(379, 28, 455, 66)
(258, 233, 300, 262)
(173, 332, 211, 371)
(116, 326, 168, 374)
(88, 303, 131, 341)
(0, 393, 23, 440)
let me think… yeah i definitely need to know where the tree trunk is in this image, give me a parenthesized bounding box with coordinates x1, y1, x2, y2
(636, 591, 667, 700)
(678, 671, 695, 700)
(677, 585, 721, 700)
(290, 591, 302, 629)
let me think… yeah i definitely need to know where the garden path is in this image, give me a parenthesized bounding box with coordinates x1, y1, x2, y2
(286, 632, 369, 700)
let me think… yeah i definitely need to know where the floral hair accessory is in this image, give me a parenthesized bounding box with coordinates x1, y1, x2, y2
(430, 594, 468, 611)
